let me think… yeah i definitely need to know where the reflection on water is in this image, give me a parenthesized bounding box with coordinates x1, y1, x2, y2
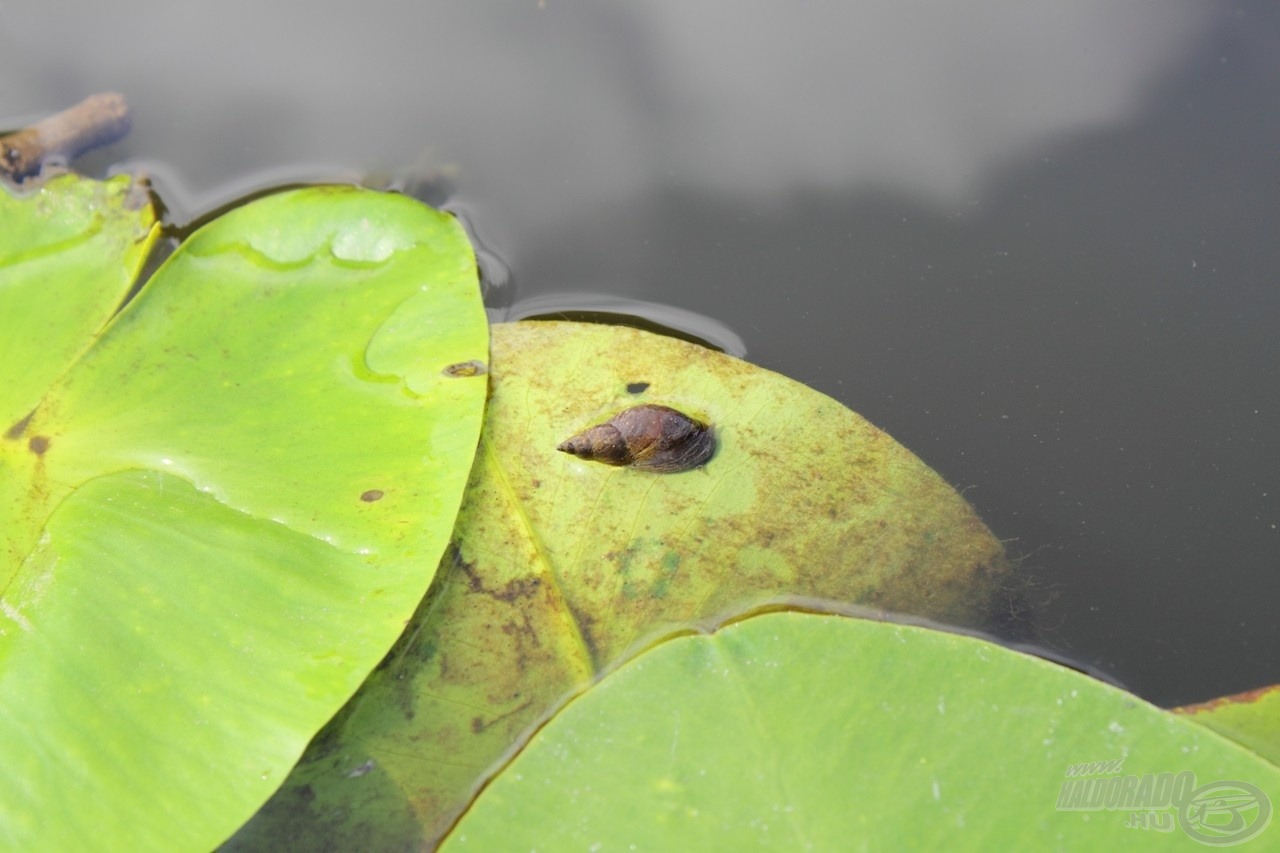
(504, 293, 748, 357)
(0, 1, 1210, 224)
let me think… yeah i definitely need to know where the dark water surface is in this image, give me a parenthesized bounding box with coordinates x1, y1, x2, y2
(4, 1, 1277, 706)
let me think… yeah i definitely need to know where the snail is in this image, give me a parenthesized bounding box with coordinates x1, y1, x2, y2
(556, 404, 716, 473)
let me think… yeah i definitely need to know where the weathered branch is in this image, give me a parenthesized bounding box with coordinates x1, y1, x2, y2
(0, 92, 131, 183)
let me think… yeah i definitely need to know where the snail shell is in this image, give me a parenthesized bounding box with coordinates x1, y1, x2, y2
(557, 404, 716, 473)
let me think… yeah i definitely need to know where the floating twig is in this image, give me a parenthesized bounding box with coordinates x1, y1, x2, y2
(0, 92, 132, 183)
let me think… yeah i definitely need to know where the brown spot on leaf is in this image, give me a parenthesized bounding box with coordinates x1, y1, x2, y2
(5, 410, 34, 440)
(442, 360, 487, 378)
(568, 604, 602, 665)
(448, 543, 545, 603)
(360, 489, 384, 502)
(28, 435, 50, 455)
(468, 699, 535, 735)
(626, 381, 650, 394)
(456, 555, 543, 604)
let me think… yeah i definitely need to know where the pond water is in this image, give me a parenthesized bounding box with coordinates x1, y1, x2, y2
(4, 1, 1277, 707)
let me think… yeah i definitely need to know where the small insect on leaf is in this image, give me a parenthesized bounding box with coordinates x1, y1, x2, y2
(556, 404, 716, 473)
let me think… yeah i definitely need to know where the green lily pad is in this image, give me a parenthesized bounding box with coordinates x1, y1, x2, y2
(0, 172, 157, 433)
(0, 183, 487, 849)
(1175, 686, 1280, 768)
(233, 320, 1011, 848)
(444, 612, 1279, 850)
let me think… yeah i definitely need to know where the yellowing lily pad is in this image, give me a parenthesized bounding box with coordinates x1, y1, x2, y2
(0, 183, 487, 850)
(233, 320, 1011, 848)
(443, 612, 1278, 850)
(1175, 685, 1280, 768)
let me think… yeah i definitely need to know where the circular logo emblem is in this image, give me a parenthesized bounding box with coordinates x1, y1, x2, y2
(1178, 780, 1272, 846)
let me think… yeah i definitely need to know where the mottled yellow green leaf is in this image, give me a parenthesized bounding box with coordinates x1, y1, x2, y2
(235, 320, 1011, 849)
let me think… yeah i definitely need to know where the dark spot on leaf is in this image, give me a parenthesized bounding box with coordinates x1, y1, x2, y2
(456, 554, 542, 603)
(626, 381, 650, 394)
(469, 700, 535, 735)
(28, 435, 50, 455)
(360, 489, 384, 502)
(568, 604, 601, 664)
(456, 556, 484, 594)
(449, 543, 545, 602)
(442, 360, 487, 378)
(5, 410, 34, 440)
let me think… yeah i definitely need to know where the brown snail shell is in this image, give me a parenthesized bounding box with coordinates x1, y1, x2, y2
(557, 404, 716, 473)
